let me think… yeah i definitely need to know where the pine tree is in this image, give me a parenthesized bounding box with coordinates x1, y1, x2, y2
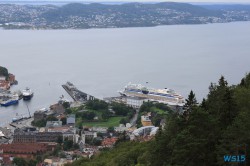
(184, 90, 198, 114)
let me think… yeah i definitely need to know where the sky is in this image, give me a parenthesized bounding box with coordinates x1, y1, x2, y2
(4, 0, 250, 3)
(85, 0, 250, 2)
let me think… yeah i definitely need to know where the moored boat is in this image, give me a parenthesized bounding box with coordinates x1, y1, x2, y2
(12, 116, 24, 122)
(119, 83, 185, 106)
(0, 98, 19, 107)
(22, 87, 33, 100)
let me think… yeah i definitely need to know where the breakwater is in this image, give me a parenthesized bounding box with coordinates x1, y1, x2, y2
(62, 82, 95, 102)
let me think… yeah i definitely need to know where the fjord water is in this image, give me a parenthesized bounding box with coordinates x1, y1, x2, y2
(0, 22, 250, 125)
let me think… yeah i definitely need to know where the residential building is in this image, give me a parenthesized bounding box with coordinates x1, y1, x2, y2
(36, 132, 62, 142)
(13, 128, 62, 143)
(67, 114, 75, 125)
(0, 76, 5, 81)
(13, 128, 36, 143)
(0, 80, 10, 90)
(46, 121, 62, 128)
(0, 143, 55, 160)
(34, 110, 47, 122)
(131, 126, 159, 138)
(0, 127, 12, 138)
(46, 126, 77, 143)
(141, 115, 153, 126)
(114, 124, 130, 133)
(101, 137, 118, 148)
(50, 103, 65, 114)
(82, 131, 97, 140)
(8, 74, 16, 85)
(125, 96, 146, 109)
(89, 127, 108, 133)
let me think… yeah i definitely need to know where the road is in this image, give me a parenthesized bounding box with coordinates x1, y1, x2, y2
(130, 109, 139, 127)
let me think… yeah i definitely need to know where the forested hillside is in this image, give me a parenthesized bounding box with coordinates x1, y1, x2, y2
(68, 73, 250, 166)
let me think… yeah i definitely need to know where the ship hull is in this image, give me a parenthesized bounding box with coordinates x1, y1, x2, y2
(1, 100, 19, 107)
(23, 94, 33, 100)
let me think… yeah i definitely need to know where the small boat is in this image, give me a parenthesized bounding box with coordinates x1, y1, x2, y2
(22, 87, 34, 100)
(12, 116, 24, 122)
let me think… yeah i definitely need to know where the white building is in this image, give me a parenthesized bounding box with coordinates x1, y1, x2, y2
(0, 76, 6, 81)
(89, 127, 108, 133)
(67, 114, 76, 125)
(82, 131, 97, 140)
(131, 126, 159, 138)
(114, 123, 132, 133)
(125, 96, 147, 109)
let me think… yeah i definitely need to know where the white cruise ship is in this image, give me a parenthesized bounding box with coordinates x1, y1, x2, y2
(119, 83, 185, 106)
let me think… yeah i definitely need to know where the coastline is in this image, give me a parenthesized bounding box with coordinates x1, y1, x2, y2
(0, 20, 250, 31)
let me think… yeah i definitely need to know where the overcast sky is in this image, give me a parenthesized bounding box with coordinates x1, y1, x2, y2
(8, 0, 250, 3)
(54, 0, 250, 3)
(91, 0, 250, 2)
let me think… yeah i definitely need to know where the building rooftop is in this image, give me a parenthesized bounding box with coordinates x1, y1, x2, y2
(0, 143, 49, 154)
(46, 121, 62, 128)
(101, 137, 118, 147)
(47, 126, 75, 133)
(68, 114, 75, 118)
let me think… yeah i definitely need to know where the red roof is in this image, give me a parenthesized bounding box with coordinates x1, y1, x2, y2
(0, 143, 49, 154)
(101, 137, 118, 146)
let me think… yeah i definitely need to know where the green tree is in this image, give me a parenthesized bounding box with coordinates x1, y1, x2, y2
(31, 119, 46, 127)
(101, 109, 111, 120)
(184, 90, 198, 111)
(12, 157, 27, 166)
(68, 73, 250, 166)
(63, 139, 74, 150)
(112, 102, 133, 116)
(63, 102, 70, 109)
(46, 116, 58, 121)
(86, 99, 108, 110)
(27, 159, 37, 166)
(119, 118, 129, 125)
(93, 138, 102, 146)
(73, 143, 80, 150)
(61, 117, 67, 125)
(57, 135, 63, 144)
(65, 108, 72, 114)
(0, 66, 9, 78)
(108, 126, 114, 133)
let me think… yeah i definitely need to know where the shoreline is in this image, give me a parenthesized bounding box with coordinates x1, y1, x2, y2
(1, 20, 250, 31)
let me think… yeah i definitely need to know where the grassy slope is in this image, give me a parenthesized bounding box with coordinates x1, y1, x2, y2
(82, 117, 123, 127)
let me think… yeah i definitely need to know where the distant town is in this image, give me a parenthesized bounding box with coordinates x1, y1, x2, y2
(0, 2, 250, 29)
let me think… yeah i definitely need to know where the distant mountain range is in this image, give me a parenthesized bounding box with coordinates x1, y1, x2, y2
(0, 2, 250, 29)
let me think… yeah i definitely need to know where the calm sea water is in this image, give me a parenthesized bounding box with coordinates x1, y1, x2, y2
(0, 22, 250, 125)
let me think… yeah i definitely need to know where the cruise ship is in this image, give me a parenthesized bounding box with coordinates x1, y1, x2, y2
(119, 83, 185, 106)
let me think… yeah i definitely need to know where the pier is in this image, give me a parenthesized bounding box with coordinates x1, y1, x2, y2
(62, 82, 95, 102)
